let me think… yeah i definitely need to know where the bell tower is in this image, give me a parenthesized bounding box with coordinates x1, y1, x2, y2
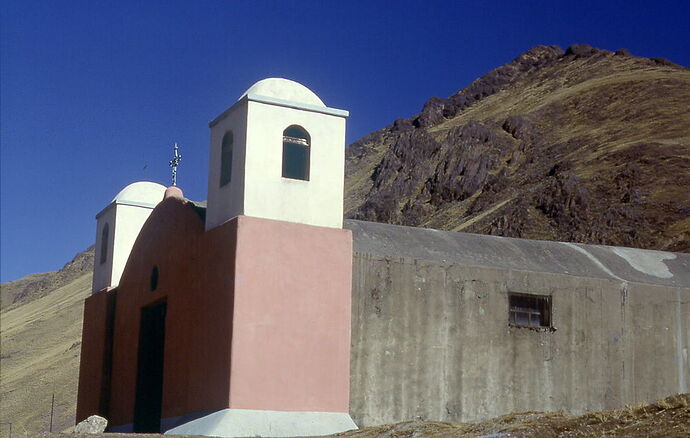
(205, 78, 349, 231)
(92, 181, 166, 292)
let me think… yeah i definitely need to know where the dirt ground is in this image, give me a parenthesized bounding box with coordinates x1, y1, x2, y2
(30, 393, 689, 438)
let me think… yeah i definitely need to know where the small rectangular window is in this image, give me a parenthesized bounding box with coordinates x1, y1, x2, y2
(509, 293, 551, 328)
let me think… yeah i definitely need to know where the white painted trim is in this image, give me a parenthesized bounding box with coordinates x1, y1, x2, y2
(95, 200, 158, 219)
(246, 94, 350, 117)
(210, 95, 348, 127)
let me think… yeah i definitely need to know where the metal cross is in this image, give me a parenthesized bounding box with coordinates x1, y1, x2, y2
(169, 142, 182, 186)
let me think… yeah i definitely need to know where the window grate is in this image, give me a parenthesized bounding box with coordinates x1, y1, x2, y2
(283, 135, 309, 146)
(509, 293, 552, 328)
(282, 125, 310, 180)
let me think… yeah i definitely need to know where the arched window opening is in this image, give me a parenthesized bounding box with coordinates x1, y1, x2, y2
(282, 125, 310, 180)
(100, 223, 109, 265)
(220, 131, 234, 187)
(150, 265, 159, 291)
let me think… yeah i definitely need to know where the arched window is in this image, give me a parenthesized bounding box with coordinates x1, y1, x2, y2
(220, 131, 233, 187)
(100, 223, 109, 265)
(150, 265, 159, 291)
(282, 125, 310, 180)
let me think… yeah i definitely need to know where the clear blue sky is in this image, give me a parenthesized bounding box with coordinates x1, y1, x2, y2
(2, 0, 689, 282)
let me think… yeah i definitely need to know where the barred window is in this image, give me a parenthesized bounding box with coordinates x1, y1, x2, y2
(282, 125, 310, 180)
(509, 293, 552, 328)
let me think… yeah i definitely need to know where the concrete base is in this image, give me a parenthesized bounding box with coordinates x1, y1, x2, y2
(164, 409, 358, 437)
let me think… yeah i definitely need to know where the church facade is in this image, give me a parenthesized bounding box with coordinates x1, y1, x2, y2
(76, 79, 690, 437)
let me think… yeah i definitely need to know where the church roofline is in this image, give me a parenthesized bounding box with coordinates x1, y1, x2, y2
(344, 219, 690, 289)
(95, 200, 160, 219)
(141, 200, 689, 288)
(209, 94, 349, 128)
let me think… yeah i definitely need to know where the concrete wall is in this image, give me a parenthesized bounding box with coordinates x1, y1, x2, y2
(349, 251, 690, 426)
(81, 205, 689, 429)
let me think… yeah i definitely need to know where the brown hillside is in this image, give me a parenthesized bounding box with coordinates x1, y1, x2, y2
(0, 248, 93, 435)
(345, 44, 690, 252)
(0, 246, 94, 311)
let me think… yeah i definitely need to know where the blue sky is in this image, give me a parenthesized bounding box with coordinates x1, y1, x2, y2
(2, 0, 689, 282)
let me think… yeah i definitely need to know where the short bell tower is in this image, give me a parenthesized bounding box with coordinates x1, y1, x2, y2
(205, 78, 349, 231)
(92, 181, 166, 292)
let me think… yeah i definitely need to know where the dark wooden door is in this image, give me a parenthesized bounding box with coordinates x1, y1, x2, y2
(133, 301, 166, 432)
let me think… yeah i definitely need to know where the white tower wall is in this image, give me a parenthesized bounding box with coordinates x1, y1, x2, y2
(92, 182, 166, 292)
(205, 78, 348, 231)
(206, 103, 248, 231)
(244, 101, 346, 228)
(93, 207, 116, 292)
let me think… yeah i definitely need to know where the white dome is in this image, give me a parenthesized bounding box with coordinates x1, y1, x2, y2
(239, 78, 326, 108)
(112, 181, 167, 205)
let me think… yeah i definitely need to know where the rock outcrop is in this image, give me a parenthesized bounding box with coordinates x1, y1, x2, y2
(345, 45, 690, 252)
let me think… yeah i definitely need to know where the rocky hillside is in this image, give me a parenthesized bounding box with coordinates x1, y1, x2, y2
(345, 44, 690, 252)
(1, 246, 94, 311)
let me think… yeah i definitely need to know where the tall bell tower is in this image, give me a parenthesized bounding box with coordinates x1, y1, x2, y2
(205, 78, 349, 231)
(164, 79, 356, 436)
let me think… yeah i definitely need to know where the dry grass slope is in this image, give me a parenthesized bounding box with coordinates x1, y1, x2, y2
(33, 394, 690, 437)
(332, 394, 690, 437)
(0, 271, 92, 435)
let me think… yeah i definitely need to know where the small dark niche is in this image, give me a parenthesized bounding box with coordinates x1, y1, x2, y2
(150, 265, 159, 291)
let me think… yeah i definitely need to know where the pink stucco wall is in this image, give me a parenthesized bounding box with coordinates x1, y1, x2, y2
(104, 198, 235, 426)
(76, 288, 115, 421)
(77, 198, 353, 427)
(230, 216, 353, 412)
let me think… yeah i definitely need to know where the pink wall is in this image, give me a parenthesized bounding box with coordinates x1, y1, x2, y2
(77, 199, 353, 427)
(230, 216, 352, 412)
(80, 198, 235, 426)
(76, 288, 113, 421)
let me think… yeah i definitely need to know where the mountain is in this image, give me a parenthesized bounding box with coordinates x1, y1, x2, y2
(1, 246, 94, 311)
(2, 44, 690, 435)
(0, 248, 93, 434)
(345, 44, 690, 252)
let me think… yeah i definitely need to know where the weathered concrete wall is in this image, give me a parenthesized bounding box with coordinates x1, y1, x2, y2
(349, 252, 689, 426)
